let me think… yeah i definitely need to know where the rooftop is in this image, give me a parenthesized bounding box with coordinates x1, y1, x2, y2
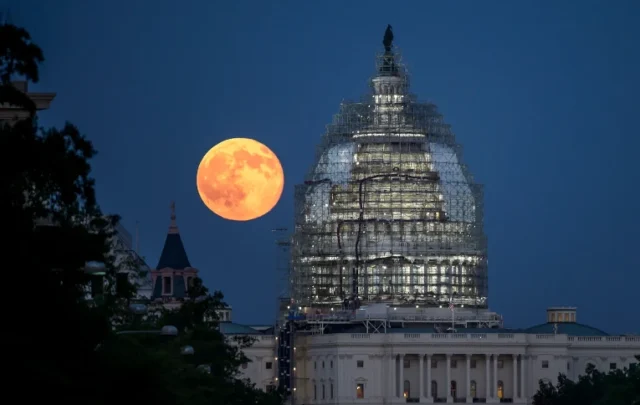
(219, 322, 267, 335)
(156, 202, 191, 270)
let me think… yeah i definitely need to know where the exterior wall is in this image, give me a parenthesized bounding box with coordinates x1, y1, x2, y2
(0, 81, 56, 123)
(235, 335, 278, 391)
(260, 332, 640, 405)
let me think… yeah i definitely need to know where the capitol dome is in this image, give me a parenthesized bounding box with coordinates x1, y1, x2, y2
(291, 26, 487, 310)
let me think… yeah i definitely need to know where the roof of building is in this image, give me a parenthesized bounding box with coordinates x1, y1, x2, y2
(219, 322, 265, 335)
(524, 322, 609, 336)
(157, 234, 191, 269)
(156, 202, 191, 270)
(322, 324, 525, 334)
(314, 322, 610, 336)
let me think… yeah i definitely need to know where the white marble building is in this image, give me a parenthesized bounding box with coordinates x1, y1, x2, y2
(218, 28, 639, 405)
(294, 329, 639, 404)
(228, 306, 639, 405)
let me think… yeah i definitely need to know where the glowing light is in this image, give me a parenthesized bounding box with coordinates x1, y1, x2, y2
(196, 138, 284, 221)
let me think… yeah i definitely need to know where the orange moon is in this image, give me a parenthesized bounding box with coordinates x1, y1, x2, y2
(196, 138, 284, 221)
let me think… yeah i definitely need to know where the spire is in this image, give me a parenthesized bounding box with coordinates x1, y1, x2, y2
(156, 202, 191, 270)
(0, 9, 12, 25)
(169, 201, 178, 234)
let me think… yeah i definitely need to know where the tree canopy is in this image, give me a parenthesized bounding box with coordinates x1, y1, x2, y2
(3, 22, 283, 405)
(533, 357, 640, 405)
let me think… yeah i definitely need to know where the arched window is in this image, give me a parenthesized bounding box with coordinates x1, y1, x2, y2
(431, 381, 438, 399)
(497, 380, 504, 399)
(450, 380, 457, 399)
(470, 380, 477, 398)
(403, 380, 410, 398)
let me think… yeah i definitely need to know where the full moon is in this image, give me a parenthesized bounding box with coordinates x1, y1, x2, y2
(196, 138, 284, 221)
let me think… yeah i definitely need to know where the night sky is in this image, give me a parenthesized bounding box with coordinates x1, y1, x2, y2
(15, 0, 640, 332)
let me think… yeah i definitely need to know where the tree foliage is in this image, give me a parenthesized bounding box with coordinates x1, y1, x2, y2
(0, 23, 43, 112)
(3, 22, 283, 405)
(533, 357, 640, 405)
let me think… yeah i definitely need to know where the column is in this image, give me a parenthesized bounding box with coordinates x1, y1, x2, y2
(389, 354, 396, 400)
(512, 355, 518, 400)
(493, 355, 498, 401)
(485, 354, 491, 400)
(426, 354, 432, 401)
(419, 354, 425, 400)
(399, 354, 404, 398)
(446, 354, 452, 402)
(466, 355, 472, 403)
(520, 355, 526, 401)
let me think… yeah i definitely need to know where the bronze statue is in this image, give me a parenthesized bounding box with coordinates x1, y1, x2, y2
(380, 24, 397, 75)
(383, 24, 394, 52)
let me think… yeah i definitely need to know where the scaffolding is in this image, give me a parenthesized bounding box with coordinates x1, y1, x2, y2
(291, 31, 488, 311)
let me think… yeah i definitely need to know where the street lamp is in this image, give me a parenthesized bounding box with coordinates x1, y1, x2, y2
(84, 261, 106, 297)
(128, 303, 148, 315)
(181, 345, 195, 355)
(84, 261, 106, 276)
(161, 325, 179, 337)
(197, 364, 211, 374)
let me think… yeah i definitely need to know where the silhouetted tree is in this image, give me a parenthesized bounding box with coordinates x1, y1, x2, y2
(153, 278, 285, 405)
(533, 357, 640, 405)
(0, 22, 43, 112)
(3, 22, 283, 405)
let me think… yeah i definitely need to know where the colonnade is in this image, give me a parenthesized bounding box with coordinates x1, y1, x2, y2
(389, 353, 526, 403)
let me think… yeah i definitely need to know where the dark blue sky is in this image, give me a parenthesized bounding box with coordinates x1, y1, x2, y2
(16, 0, 639, 332)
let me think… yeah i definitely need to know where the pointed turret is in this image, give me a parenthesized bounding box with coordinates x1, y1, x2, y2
(151, 202, 198, 306)
(156, 201, 192, 270)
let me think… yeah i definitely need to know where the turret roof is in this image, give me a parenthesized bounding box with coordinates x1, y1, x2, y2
(156, 202, 191, 270)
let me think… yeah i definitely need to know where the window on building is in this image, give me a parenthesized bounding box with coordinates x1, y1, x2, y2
(331, 360, 333, 368)
(431, 381, 438, 399)
(314, 361, 317, 369)
(610, 363, 617, 370)
(356, 383, 364, 399)
(403, 380, 410, 398)
(357, 360, 364, 368)
(403, 358, 410, 368)
(186, 276, 193, 289)
(331, 383, 334, 399)
(470, 359, 477, 369)
(497, 360, 504, 368)
(314, 385, 317, 400)
(266, 362, 273, 369)
(163, 277, 172, 294)
(322, 384, 325, 399)
(322, 361, 325, 368)
(450, 381, 457, 399)
(431, 359, 438, 368)
(542, 360, 549, 369)
(567, 362, 571, 371)
(497, 381, 504, 399)
(451, 359, 457, 368)
(470, 380, 477, 398)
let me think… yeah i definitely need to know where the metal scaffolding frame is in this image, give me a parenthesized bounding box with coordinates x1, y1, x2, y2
(291, 39, 488, 311)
